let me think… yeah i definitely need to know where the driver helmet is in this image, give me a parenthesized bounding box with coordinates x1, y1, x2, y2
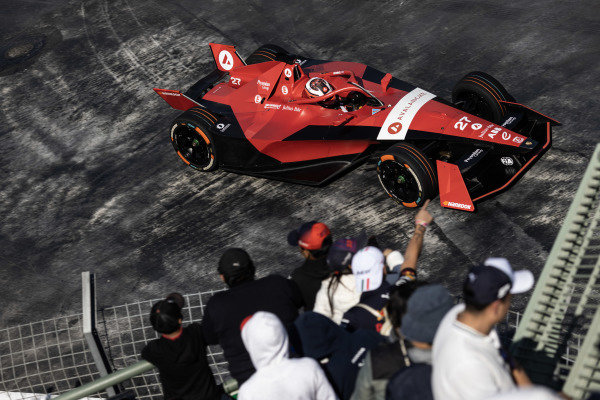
(305, 77, 333, 97)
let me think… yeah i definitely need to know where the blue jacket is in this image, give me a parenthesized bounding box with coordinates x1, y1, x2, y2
(293, 312, 384, 400)
(386, 363, 433, 400)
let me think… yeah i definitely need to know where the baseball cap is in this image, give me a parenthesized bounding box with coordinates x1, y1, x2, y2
(326, 234, 367, 272)
(218, 248, 255, 285)
(150, 294, 184, 334)
(463, 257, 535, 307)
(287, 221, 331, 250)
(352, 246, 385, 292)
(401, 284, 454, 343)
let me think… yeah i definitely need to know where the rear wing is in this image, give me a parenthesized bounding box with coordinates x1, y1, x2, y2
(208, 43, 246, 72)
(153, 88, 200, 110)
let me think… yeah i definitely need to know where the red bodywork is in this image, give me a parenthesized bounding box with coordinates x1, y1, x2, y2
(155, 43, 558, 211)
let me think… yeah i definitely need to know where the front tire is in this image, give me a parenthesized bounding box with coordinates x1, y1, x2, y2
(170, 107, 218, 172)
(377, 143, 438, 208)
(452, 71, 515, 124)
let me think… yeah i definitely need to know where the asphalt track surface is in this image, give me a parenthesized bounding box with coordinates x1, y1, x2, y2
(0, 0, 598, 327)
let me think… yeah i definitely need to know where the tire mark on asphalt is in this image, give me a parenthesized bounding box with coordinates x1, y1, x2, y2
(120, 0, 192, 72)
(99, 0, 161, 82)
(80, 1, 122, 84)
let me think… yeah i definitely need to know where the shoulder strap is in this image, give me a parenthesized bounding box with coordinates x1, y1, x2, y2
(355, 303, 385, 320)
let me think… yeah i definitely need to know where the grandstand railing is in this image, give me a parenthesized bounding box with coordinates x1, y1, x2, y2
(512, 144, 600, 398)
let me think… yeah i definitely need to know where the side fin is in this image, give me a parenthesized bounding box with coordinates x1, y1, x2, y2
(209, 43, 246, 72)
(153, 88, 200, 111)
(436, 160, 475, 212)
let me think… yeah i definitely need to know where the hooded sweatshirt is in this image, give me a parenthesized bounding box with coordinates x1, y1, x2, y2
(293, 312, 384, 400)
(291, 257, 331, 310)
(238, 311, 338, 400)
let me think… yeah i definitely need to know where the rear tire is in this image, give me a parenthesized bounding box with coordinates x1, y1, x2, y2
(452, 71, 515, 124)
(245, 44, 292, 64)
(170, 107, 218, 172)
(377, 143, 437, 208)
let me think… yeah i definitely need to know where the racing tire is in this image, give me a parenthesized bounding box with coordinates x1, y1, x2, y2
(170, 107, 218, 172)
(245, 44, 292, 65)
(377, 143, 438, 208)
(452, 71, 515, 125)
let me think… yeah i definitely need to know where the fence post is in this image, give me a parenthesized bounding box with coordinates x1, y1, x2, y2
(82, 271, 119, 397)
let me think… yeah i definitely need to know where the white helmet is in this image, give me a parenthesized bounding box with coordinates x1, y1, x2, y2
(305, 77, 333, 97)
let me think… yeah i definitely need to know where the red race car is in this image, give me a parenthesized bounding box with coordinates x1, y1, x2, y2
(154, 43, 559, 212)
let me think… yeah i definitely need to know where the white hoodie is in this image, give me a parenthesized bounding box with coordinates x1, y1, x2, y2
(238, 311, 338, 400)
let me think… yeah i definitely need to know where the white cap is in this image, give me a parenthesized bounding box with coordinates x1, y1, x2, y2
(484, 257, 534, 294)
(352, 246, 385, 292)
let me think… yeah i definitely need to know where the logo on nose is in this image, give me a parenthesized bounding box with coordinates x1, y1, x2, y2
(387, 122, 402, 134)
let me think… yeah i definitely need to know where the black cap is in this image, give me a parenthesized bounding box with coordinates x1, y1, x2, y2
(326, 234, 367, 272)
(218, 248, 255, 286)
(150, 294, 184, 334)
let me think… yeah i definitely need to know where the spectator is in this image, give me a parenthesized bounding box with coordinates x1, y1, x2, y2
(432, 258, 535, 400)
(342, 200, 433, 333)
(238, 311, 338, 400)
(202, 248, 303, 385)
(483, 386, 564, 399)
(141, 293, 228, 400)
(349, 281, 425, 400)
(385, 284, 454, 400)
(293, 311, 384, 400)
(288, 221, 333, 310)
(313, 236, 365, 324)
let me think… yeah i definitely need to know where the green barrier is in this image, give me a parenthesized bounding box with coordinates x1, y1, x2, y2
(54, 361, 154, 400)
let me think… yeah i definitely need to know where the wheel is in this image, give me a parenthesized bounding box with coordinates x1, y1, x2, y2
(170, 107, 218, 171)
(245, 44, 292, 65)
(377, 143, 438, 208)
(452, 71, 515, 124)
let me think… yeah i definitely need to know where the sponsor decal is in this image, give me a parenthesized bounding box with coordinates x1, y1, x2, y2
(284, 68, 292, 78)
(294, 58, 306, 66)
(471, 123, 483, 130)
(216, 123, 231, 132)
(218, 50, 234, 71)
(488, 126, 502, 139)
(257, 79, 270, 91)
(230, 77, 241, 86)
(479, 124, 494, 137)
(454, 116, 471, 131)
(443, 201, 472, 210)
(500, 157, 513, 166)
(372, 108, 381, 115)
(264, 103, 281, 110)
(377, 88, 436, 140)
(387, 122, 402, 134)
(464, 149, 483, 164)
(501, 131, 511, 141)
(281, 85, 288, 95)
(282, 105, 302, 112)
(502, 116, 517, 127)
(512, 136, 524, 144)
(332, 70, 345, 75)
(254, 95, 262, 103)
(161, 91, 180, 96)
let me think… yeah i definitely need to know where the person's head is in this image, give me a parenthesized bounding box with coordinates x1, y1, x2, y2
(305, 77, 333, 98)
(149, 293, 185, 334)
(240, 311, 289, 369)
(326, 235, 367, 274)
(218, 248, 255, 287)
(352, 246, 385, 293)
(401, 284, 454, 346)
(463, 257, 534, 324)
(287, 221, 332, 260)
(386, 280, 428, 330)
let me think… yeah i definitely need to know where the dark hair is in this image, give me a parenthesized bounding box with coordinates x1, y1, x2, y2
(149, 299, 183, 334)
(327, 266, 352, 314)
(307, 235, 333, 259)
(386, 280, 428, 329)
(464, 292, 510, 313)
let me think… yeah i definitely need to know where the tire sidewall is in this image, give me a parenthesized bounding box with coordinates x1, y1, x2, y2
(170, 117, 217, 172)
(452, 81, 505, 124)
(377, 144, 437, 208)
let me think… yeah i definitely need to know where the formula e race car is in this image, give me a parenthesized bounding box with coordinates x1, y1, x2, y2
(154, 43, 560, 212)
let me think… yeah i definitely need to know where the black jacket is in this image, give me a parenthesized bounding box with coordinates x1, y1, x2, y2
(201, 275, 303, 383)
(386, 363, 433, 400)
(293, 311, 384, 400)
(290, 257, 331, 310)
(341, 281, 391, 333)
(141, 323, 223, 400)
